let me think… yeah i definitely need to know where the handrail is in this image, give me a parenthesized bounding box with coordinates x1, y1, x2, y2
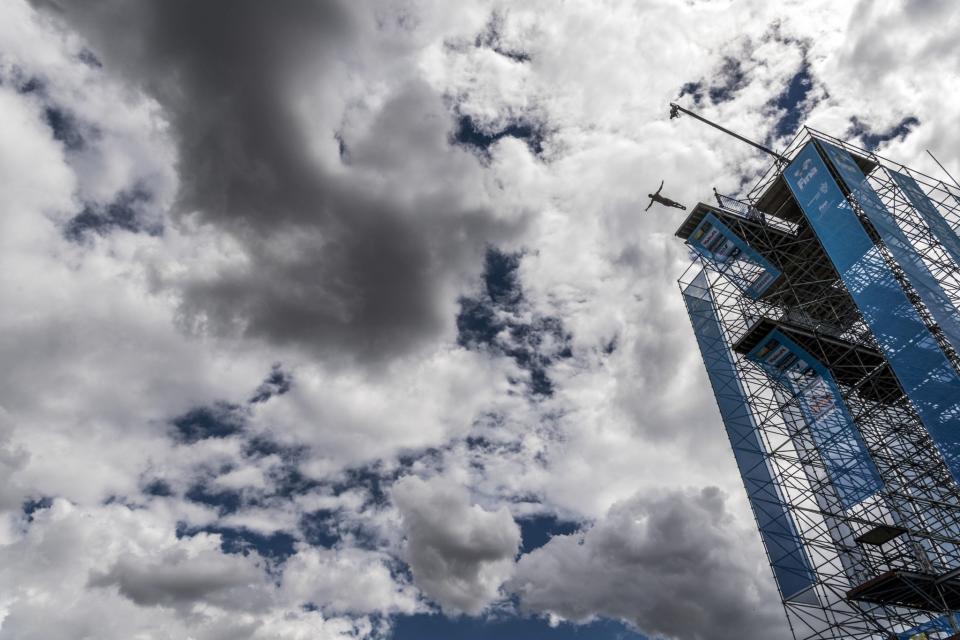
(714, 191, 799, 235)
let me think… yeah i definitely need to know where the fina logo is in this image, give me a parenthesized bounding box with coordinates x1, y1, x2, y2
(796, 158, 818, 189)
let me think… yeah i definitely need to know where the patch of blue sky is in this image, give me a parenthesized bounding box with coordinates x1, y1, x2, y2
(453, 114, 545, 158)
(457, 248, 572, 398)
(65, 187, 161, 241)
(848, 115, 919, 151)
(177, 522, 297, 562)
(170, 402, 245, 444)
(769, 61, 813, 139)
(518, 514, 580, 554)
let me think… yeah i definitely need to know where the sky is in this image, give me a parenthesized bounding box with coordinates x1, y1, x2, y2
(1, 1, 959, 639)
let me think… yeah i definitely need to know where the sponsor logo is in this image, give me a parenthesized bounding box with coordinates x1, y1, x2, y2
(796, 157, 819, 190)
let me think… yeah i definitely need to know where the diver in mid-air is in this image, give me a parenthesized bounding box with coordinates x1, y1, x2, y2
(645, 180, 686, 211)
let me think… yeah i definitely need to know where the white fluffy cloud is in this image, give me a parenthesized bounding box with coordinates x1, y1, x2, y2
(0, 500, 375, 640)
(247, 348, 514, 475)
(282, 547, 420, 616)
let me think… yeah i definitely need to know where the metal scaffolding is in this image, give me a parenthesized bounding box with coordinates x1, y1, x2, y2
(678, 127, 960, 640)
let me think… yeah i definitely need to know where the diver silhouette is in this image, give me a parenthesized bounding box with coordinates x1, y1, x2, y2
(645, 181, 687, 211)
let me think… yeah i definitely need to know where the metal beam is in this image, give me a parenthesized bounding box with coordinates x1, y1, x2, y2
(927, 149, 960, 193)
(670, 102, 788, 164)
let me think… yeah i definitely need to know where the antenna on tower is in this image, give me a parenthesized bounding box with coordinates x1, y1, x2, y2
(669, 102, 787, 164)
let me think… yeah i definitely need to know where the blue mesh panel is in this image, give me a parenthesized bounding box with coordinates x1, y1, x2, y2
(688, 212, 782, 299)
(683, 272, 817, 600)
(889, 169, 960, 273)
(820, 140, 960, 354)
(747, 329, 883, 509)
(784, 142, 960, 482)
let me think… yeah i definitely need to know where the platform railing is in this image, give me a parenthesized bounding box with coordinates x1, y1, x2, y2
(714, 191, 799, 235)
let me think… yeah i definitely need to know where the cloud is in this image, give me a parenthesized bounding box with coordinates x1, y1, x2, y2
(806, 0, 960, 172)
(282, 547, 421, 616)
(0, 499, 382, 640)
(0, 409, 30, 514)
(35, 0, 525, 365)
(509, 487, 790, 640)
(245, 347, 513, 475)
(88, 546, 269, 611)
(393, 475, 521, 615)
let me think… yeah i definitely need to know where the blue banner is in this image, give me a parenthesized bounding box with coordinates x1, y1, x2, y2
(688, 212, 781, 299)
(820, 141, 960, 355)
(747, 330, 883, 509)
(890, 169, 960, 273)
(784, 142, 960, 483)
(683, 272, 817, 601)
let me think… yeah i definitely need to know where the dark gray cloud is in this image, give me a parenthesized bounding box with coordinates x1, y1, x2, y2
(393, 475, 521, 615)
(509, 487, 790, 640)
(88, 547, 269, 611)
(35, 0, 523, 364)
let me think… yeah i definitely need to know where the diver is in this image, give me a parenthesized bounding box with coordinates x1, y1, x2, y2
(645, 180, 687, 211)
